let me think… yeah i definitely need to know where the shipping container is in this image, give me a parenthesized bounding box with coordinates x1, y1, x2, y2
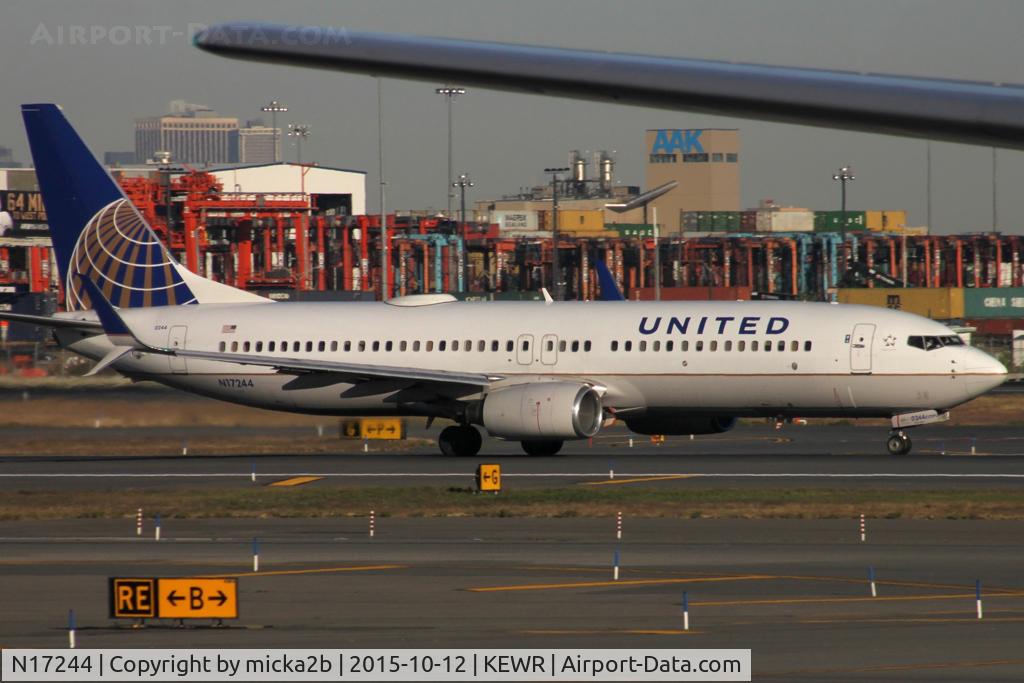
(866, 210, 909, 232)
(963, 318, 1018, 336)
(756, 208, 814, 232)
(814, 210, 867, 232)
(542, 210, 604, 232)
(711, 211, 741, 232)
(963, 287, 1024, 319)
(740, 210, 758, 231)
(681, 211, 699, 231)
(493, 210, 539, 231)
(838, 287, 964, 320)
(632, 285, 755, 301)
(609, 223, 655, 238)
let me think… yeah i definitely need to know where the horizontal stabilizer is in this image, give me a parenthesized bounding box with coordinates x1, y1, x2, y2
(0, 311, 102, 331)
(84, 346, 133, 376)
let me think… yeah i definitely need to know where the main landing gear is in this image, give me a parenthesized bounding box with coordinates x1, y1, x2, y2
(886, 430, 912, 456)
(521, 440, 564, 456)
(438, 425, 482, 457)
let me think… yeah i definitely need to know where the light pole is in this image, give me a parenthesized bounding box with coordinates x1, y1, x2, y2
(452, 173, 475, 227)
(435, 87, 466, 219)
(832, 165, 855, 267)
(545, 166, 570, 300)
(287, 123, 311, 164)
(261, 100, 288, 163)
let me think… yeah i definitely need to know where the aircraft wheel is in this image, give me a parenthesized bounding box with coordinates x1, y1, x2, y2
(886, 432, 912, 456)
(521, 440, 564, 456)
(439, 425, 482, 457)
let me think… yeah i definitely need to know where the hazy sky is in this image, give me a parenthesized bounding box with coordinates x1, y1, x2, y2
(3, 0, 1024, 234)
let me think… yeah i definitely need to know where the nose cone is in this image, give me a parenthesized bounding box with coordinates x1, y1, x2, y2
(964, 348, 1008, 398)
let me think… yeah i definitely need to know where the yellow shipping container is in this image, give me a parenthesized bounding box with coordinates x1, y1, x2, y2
(543, 210, 605, 232)
(866, 210, 909, 232)
(838, 288, 964, 320)
(866, 210, 884, 231)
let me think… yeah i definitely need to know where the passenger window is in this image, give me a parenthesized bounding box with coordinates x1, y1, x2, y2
(681, 340, 689, 352)
(804, 341, 812, 351)
(710, 340, 718, 352)
(547, 340, 554, 352)
(318, 341, 326, 352)
(330, 341, 338, 352)
(639, 341, 647, 352)
(521, 339, 529, 351)
(478, 340, 486, 352)
(737, 340, 745, 352)
(400, 341, 407, 352)
(625, 341, 633, 352)
(665, 340, 674, 352)
(344, 341, 352, 352)
(611, 340, 619, 352)
(506, 340, 514, 352)
(413, 341, 420, 352)
(372, 341, 380, 352)
(559, 340, 567, 352)
(452, 340, 460, 351)
(491, 340, 499, 352)
(426, 341, 434, 352)
(696, 340, 704, 352)
(653, 341, 661, 352)
(231, 341, 239, 352)
(358, 341, 366, 352)
(305, 341, 313, 352)
(465, 339, 472, 351)
(256, 341, 263, 352)
(584, 340, 592, 352)
(752, 341, 759, 351)
(572, 340, 580, 352)
(219, 341, 226, 352)
(764, 340, 771, 352)
(725, 340, 732, 352)
(292, 341, 300, 352)
(439, 340, 447, 351)
(791, 341, 798, 352)
(386, 341, 393, 352)
(243, 341, 251, 352)
(777, 341, 785, 351)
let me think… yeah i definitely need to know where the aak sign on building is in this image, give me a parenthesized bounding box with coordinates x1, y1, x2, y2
(650, 129, 705, 154)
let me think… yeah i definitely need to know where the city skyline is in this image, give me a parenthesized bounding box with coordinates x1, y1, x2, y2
(2, 1, 1023, 232)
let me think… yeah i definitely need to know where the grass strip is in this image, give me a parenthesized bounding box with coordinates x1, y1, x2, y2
(2, 486, 1023, 520)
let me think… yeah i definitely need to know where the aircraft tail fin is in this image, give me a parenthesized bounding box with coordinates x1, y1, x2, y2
(595, 257, 625, 301)
(21, 103, 267, 311)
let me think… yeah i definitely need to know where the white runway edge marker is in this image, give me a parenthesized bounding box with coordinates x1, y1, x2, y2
(250, 462, 256, 483)
(252, 538, 260, 572)
(67, 609, 75, 649)
(613, 548, 620, 581)
(683, 591, 690, 631)
(616, 511, 622, 540)
(860, 513, 866, 542)
(977, 579, 983, 619)
(369, 510, 375, 538)
(869, 566, 877, 597)
(154, 513, 161, 541)
(135, 508, 142, 537)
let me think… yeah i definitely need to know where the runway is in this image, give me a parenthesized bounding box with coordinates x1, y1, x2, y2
(2, 424, 1024, 491)
(1, 517, 1023, 681)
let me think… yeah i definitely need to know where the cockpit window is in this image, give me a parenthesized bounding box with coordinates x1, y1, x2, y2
(908, 335, 965, 351)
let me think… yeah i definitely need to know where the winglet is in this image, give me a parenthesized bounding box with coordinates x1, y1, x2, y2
(595, 258, 625, 301)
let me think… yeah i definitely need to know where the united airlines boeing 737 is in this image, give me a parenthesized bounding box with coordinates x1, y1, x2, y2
(0, 104, 1006, 457)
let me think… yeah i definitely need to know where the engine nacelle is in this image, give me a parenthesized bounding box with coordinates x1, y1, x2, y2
(625, 415, 737, 436)
(480, 382, 602, 440)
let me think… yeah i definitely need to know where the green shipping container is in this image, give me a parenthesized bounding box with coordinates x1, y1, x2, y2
(610, 223, 655, 238)
(963, 288, 1024, 319)
(814, 210, 867, 231)
(711, 211, 741, 231)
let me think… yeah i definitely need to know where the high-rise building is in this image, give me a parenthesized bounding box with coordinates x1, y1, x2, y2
(103, 151, 137, 166)
(645, 128, 740, 233)
(135, 101, 239, 165)
(237, 120, 279, 165)
(0, 145, 21, 168)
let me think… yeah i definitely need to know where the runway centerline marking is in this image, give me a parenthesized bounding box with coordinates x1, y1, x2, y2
(268, 476, 322, 487)
(467, 574, 777, 592)
(195, 564, 407, 578)
(581, 475, 696, 486)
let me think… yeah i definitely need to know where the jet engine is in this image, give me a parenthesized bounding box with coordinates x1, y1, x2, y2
(625, 415, 737, 435)
(477, 382, 602, 440)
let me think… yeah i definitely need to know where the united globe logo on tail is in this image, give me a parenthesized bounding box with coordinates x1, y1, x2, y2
(65, 199, 195, 311)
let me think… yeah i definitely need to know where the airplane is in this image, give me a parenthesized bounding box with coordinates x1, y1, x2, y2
(0, 104, 1006, 457)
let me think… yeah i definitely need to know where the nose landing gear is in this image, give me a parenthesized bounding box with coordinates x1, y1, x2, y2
(886, 430, 912, 456)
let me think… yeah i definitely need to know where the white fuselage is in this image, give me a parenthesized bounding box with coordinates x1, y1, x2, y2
(56, 299, 1006, 421)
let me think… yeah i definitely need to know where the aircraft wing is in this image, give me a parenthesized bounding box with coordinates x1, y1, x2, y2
(194, 22, 1024, 149)
(177, 348, 498, 386)
(0, 311, 103, 331)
